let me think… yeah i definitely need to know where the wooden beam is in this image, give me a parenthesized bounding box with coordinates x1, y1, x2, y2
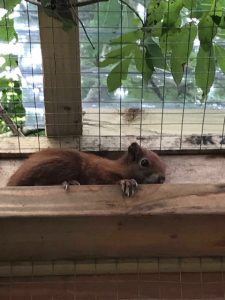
(1, 107, 225, 154)
(1, 184, 225, 260)
(38, 10, 82, 137)
(1, 134, 225, 156)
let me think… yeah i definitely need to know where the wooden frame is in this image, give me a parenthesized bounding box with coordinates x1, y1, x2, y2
(1, 184, 225, 261)
(38, 10, 82, 137)
(1, 106, 225, 154)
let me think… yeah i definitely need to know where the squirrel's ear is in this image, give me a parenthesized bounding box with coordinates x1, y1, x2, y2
(128, 142, 141, 161)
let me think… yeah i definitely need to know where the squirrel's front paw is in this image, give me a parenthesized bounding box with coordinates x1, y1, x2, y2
(62, 180, 80, 191)
(120, 179, 138, 197)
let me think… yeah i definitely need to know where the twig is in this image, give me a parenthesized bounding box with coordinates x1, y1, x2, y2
(76, 0, 109, 7)
(24, 0, 41, 7)
(69, 1, 95, 49)
(150, 78, 164, 102)
(119, 0, 143, 25)
(25, 0, 109, 8)
(0, 104, 24, 137)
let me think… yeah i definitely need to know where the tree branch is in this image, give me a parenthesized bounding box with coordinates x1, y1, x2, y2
(76, 0, 109, 7)
(25, 0, 109, 8)
(69, 0, 95, 49)
(24, 0, 41, 7)
(0, 104, 24, 137)
(119, 0, 143, 25)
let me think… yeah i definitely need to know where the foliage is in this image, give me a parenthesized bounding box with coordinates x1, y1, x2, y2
(98, 0, 225, 101)
(40, 0, 75, 30)
(0, 0, 25, 134)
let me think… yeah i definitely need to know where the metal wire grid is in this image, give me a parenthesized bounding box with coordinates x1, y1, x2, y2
(0, 258, 225, 299)
(79, 1, 225, 151)
(1, 1, 225, 153)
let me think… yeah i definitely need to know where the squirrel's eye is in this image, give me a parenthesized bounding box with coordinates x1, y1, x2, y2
(140, 158, 150, 167)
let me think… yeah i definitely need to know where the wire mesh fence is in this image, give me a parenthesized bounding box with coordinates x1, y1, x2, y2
(1, 258, 225, 299)
(1, 0, 225, 153)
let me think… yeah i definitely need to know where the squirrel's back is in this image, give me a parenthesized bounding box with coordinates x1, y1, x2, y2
(7, 143, 166, 186)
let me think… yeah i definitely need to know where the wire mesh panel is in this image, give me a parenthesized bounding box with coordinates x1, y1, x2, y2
(1, 1, 225, 153)
(79, 0, 225, 152)
(0, 259, 225, 299)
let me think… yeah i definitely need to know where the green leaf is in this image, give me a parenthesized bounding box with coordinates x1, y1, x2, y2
(162, 0, 183, 33)
(216, 12, 225, 29)
(0, 55, 18, 71)
(183, 0, 211, 18)
(132, 18, 141, 26)
(134, 45, 154, 83)
(99, 0, 121, 28)
(107, 58, 132, 92)
(182, 0, 197, 10)
(171, 23, 197, 85)
(214, 43, 225, 73)
(0, 0, 20, 10)
(144, 48, 154, 83)
(171, 59, 184, 86)
(159, 30, 176, 53)
(147, 0, 166, 26)
(106, 44, 136, 59)
(134, 45, 144, 73)
(111, 30, 143, 45)
(198, 15, 217, 49)
(195, 46, 215, 98)
(218, 28, 225, 39)
(0, 17, 17, 42)
(145, 38, 167, 69)
(98, 44, 136, 67)
(151, 21, 163, 37)
(0, 77, 9, 90)
(98, 57, 121, 68)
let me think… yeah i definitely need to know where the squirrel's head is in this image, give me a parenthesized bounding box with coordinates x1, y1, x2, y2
(124, 142, 166, 184)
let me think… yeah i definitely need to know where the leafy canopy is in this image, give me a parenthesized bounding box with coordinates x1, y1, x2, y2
(98, 0, 225, 101)
(0, 0, 25, 134)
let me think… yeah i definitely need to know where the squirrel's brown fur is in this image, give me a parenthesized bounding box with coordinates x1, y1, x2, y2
(7, 142, 166, 186)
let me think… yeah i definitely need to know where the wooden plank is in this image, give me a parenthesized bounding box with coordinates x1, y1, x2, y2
(84, 108, 225, 136)
(38, 10, 82, 136)
(1, 107, 225, 153)
(1, 184, 225, 260)
(1, 134, 225, 155)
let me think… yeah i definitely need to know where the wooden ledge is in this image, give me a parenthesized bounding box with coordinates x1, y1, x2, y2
(1, 184, 225, 217)
(1, 184, 225, 260)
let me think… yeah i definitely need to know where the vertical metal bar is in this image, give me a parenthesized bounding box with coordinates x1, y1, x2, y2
(119, 1, 123, 150)
(26, 2, 41, 151)
(180, 0, 195, 150)
(199, 1, 217, 151)
(97, 2, 101, 150)
(159, 2, 170, 151)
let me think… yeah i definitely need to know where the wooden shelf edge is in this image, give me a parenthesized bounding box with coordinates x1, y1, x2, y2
(1, 184, 225, 260)
(0, 184, 225, 217)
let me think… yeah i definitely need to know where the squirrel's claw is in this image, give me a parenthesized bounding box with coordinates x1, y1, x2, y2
(120, 179, 138, 197)
(62, 180, 80, 191)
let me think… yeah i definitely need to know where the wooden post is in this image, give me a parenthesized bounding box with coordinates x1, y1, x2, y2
(38, 10, 82, 137)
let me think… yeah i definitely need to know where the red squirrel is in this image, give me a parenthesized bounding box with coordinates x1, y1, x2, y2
(7, 142, 166, 196)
